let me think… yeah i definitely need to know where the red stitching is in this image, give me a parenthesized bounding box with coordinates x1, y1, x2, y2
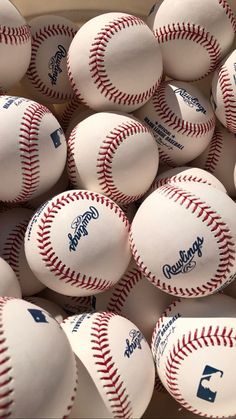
(130, 184, 236, 297)
(151, 174, 209, 190)
(26, 24, 77, 102)
(154, 23, 221, 79)
(151, 299, 181, 350)
(9, 103, 50, 204)
(91, 312, 132, 418)
(1, 221, 28, 279)
(67, 127, 77, 186)
(152, 82, 215, 137)
(204, 128, 223, 173)
(37, 191, 129, 292)
(97, 121, 150, 204)
(60, 96, 81, 131)
(218, 64, 236, 133)
(0, 297, 14, 418)
(107, 268, 142, 313)
(158, 149, 175, 167)
(62, 372, 78, 419)
(218, 0, 236, 32)
(0, 24, 30, 45)
(164, 324, 236, 417)
(68, 15, 160, 107)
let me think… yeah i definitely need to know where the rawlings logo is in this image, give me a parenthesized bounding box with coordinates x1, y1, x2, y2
(48, 44, 67, 85)
(124, 329, 144, 358)
(174, 88, 206, 114)
(68, 206, 99, 252)
(162, 236, 204, 279)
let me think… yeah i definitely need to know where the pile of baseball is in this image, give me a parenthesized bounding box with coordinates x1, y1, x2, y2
(1, 0, 236, 417)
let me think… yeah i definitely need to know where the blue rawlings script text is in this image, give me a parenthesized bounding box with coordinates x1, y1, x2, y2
(68, 206, 99, 252)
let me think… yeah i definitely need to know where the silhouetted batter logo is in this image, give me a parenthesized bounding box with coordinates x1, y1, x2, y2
(197, 365, 224, 403)
(28, 308, 49, 323)
(50, 127, 64, 148)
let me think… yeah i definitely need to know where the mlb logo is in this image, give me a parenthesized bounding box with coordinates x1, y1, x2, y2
(28, 308, 48, 323)
(50, 127, 64, 148)
(196, 365, 224, 403)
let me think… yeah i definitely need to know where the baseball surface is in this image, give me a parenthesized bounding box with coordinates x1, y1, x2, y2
(24, 190, 131, 296)
(134, 80, 215, 166)
(22, 15, 77, 103)
(67, 112, 159, 204)
(147, 0, 236, 81)
(0, 296, 77, 418)
(130, 182, 236, 297)
(67, 12, 163, 112)
(151, 293, 236, 417)
(211, 48, 236, 133)
(24, 296, 66, 323)
(0, 257, 22, 298)
(62, 311, 155, 418)
(0, 96, 67, 203)
(0, 0, 31, 92)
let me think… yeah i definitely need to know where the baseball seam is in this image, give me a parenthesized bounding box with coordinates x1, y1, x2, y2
(26, 24, 77, 102)
(158, 149, 176, 168)
(96, 121, 150, 204)
(218, 0, 236, 32)
(0, 24, 31, 45)
(37, 191, 129, 292)
(107, 268, 142, 313)
(91, 312, 132, 419)
(151, 174, 210, 190)
(130, 184, 236, 297)
(165, 325, 236, 417)
(204, 128, 223, 174)
(218, 64, 236, 133)
(154, 23, 221, 80)
(1, 221, 28, 279)
(67, 127, 77, 186)
(12, 103, 50, 204)
(68, 15, 160, 106)
(60, 96, 81, 131)
(153, 82, 215, 137)
(0, 297, 14, 418)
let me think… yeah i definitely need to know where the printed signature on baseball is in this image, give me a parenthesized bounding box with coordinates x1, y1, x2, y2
(124, 329, 144, 358)
(68, 206, 99, 252)
(162, 236, 204, 279)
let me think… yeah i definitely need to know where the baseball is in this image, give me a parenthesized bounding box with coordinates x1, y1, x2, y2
(94, 259, 173, 343)
(22, 15, 78, 103)
(0, 96, 67, 203)
(67, 112, 159, 204)
(151, 293, 236, 417)
(130, 182, 236, 298)
(39, 288, 93, 315)
(0, 297, 77, 418)
(62, 311, 155, 419)
(0, 0, 31, 92)
(24, 190, 131, 296)
(144, 166, 227, 201)
(191, 125, 236, 197)
(67, 12, 163, 112)
(0, 207, 45, 296)
(147, 0, 236, 81)
(134, 80, 215, 166)
(24, 296, 66, 323)
(0, 257, 22, 298)
(211, 49, 236, 133)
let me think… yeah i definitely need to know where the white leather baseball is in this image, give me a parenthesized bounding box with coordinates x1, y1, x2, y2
(151, 293, 236, 417)
(191, 125, 236, 197)
(143, 166, 227, 201)
(60, 95, 94, 135)
(130, 182, 236, 298)
(0, 207, 45, 297)
(0, 297, 77, 418)
(22, 15, 77, 103)
(134, 80, 215, 166)
(0, 257, 21, 298)
(0, 0, 31, 92)
(147, 0, 236, 81)
(94, 259, 173, 343)
(67, 12, 163, 112)
(25, 296, 66, 323)
(39, 288, 93, 315)
(211, 49, 236, 133)
(67, 112, 159, 204)
(62, 311, 155, 419)
(24, 190, 131, 297)
(0, 96, 67, 203)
